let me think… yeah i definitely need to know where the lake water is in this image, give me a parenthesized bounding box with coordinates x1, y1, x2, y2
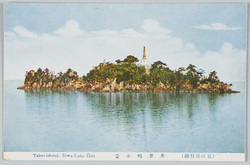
(4, 80, 245, 153)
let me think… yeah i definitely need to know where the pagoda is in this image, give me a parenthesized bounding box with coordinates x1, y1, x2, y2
(138, 46, 151, 74)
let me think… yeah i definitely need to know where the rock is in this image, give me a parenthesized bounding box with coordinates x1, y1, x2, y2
(158, 82, 165, 88)
(17, 85, 26, 89)
(118, 82, 124, 91)
(102, 85, 111, 92)
(17, 69, 237, 93)
(110, 78, 117, 91)
(231, 91, 240, 93)
(32, 82, 38, 89)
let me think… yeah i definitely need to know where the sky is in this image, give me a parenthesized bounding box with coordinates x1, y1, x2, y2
(4, 3, 247, 83)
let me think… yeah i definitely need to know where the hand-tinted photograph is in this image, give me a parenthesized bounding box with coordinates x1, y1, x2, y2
(3, 3, 246, 161)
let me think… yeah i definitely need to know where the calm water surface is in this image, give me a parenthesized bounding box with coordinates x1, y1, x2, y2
(4, 80, 245, 152)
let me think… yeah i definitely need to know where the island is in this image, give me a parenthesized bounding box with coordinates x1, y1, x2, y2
(17, 47, 238, 93)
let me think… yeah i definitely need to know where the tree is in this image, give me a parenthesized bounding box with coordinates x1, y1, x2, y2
(123, 55, 139, 64)
(208, 71, 219, 84)
(151, 61, 167, 69)
(185, 64, 200, 89)
(150, 61, 172, 87)
(44, 68, 49, 75)
(172, 68, 186, 92)
(115, 59, 122, 64)
(66, 68, 73, 74)
(35, 67, 43, 81)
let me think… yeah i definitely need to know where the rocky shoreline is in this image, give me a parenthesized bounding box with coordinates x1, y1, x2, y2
(17, 77, 239, 93)
(17, 56, 240, 94)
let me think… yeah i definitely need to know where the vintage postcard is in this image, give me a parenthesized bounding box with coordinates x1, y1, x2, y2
(3, 3, 247, 161)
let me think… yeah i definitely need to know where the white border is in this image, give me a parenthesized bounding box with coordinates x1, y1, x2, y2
(1, 0, 249, 164)
(3, 152, 246, 161)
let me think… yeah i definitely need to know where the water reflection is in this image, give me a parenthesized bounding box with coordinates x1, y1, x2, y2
(24, 89, 80, 116)
(24, 90, 226, 119)
(6, 81, 243, 152)
(24, 91, 225, 132)
(20, 89, 243, 152)
(84, 92, 140, 134)
(83, 92, 226, 130)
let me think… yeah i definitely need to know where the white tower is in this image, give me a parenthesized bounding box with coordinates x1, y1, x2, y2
(138, 46, 151, 74)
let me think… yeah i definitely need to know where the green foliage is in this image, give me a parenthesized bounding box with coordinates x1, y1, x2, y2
(85, 55, 148, 85)
(208, 71, 219, 84)
(24, 55, 225, 92)
(24, 67, 79, 86)
(150, 61, 172, 87)
(185, 64, 201, 89)
(123, 55, 139, 64)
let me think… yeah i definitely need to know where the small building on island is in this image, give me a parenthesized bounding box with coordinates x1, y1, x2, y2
(138, 46, 151, 74)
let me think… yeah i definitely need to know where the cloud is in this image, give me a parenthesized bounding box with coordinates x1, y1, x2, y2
(5, 19, 246, 83)
(185, 43, 196, 50)
(122, 28, 138, 35)
(141, 19, 172, 34)
(92, 30, 119, 36)
(13, 26, 38, 38)
(194, 23, 241, 30)
(54, 20, 86, 37)
(201, 42, 246, 83)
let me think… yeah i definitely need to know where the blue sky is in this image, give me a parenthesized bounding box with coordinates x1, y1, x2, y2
(4, 3, 247, 83)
